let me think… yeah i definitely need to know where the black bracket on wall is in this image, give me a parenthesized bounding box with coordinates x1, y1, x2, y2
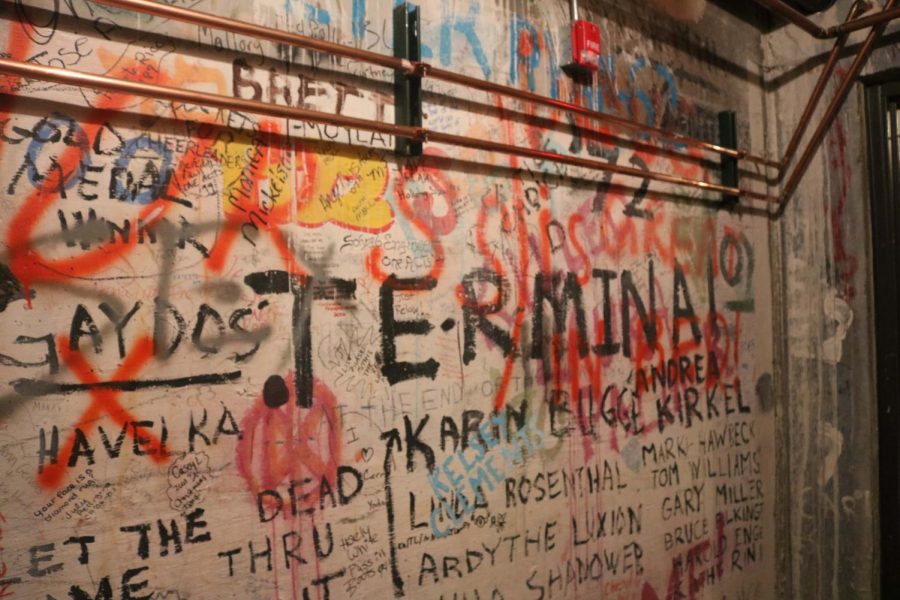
(718, 111, 739, 204)
(394, 3, 422, 157)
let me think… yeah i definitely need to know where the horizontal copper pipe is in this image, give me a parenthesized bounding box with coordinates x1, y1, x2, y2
(427, 130, 776, 202)
(776, 0, 895, 216)
(0, 59, 776, 203)
(90, 0, 777, 168)
(829, 5, 900, 35)
(0, 58, 420, 139)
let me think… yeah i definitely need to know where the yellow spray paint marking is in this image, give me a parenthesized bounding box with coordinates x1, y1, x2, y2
(296, 145, 393, 232)
(212, 126, 291, 221)
(212, 136, 392, 233)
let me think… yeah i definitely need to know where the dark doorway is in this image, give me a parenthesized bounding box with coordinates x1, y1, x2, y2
(866, 76, 900, 599)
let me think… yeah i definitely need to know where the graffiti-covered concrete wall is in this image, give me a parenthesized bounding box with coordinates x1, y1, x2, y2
(0, 1, 776, 598)
(764, 3, 899, 598)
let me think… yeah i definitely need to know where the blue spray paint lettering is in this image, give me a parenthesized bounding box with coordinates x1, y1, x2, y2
(429, 413, 546, 538)
(352, 0, 366, 40)
(507, 18, 559, 98)
(304, 3, 331, 25)
(616, 56, 681, 146)
(653, 62, 684, 148)
(440, 1, 491, 78)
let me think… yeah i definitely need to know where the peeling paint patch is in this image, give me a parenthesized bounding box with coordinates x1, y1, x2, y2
(822, 287, 854, 365)
(819, 422, 844, 486)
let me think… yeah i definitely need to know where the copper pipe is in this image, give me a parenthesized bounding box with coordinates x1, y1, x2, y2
(92, 0, 414, 73)
(89, 0, 778, 168)
(427, 65, 780, 168)
(427, 130, 777, 201)
(0, 58, 777, 203)
(0, 58, 420, 139)
(828, 5, 900, 35)
(776, 0, 896, 216)
(779, 1, 867, 174)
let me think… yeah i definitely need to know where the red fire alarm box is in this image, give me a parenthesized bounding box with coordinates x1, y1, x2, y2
(571, 19, 601, 70)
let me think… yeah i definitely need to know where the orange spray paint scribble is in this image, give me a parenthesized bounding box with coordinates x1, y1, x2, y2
(37, 335, 166, 490)
(490, 97, 532, 411)
(3, 58, 215, 293)
(366, 159, 449, 283)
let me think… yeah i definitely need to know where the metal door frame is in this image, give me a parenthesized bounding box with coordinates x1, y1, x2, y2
(865, 73, 900, 599)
